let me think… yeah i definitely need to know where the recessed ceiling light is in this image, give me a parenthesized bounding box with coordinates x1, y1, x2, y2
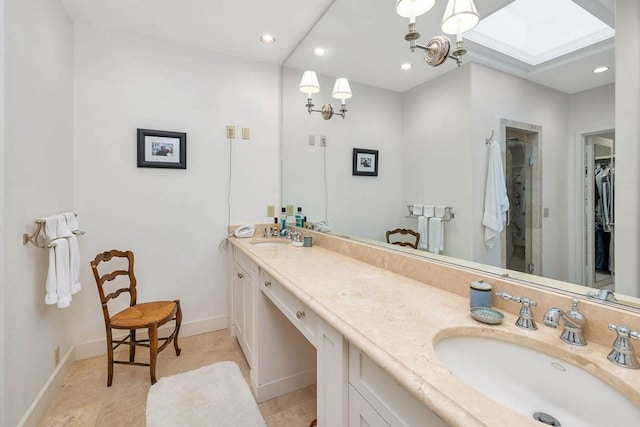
(260, 34, 275, 44)
(593, 66, 609, 73)
(400, 63, 412, 70)
(314, 47, 325, 57)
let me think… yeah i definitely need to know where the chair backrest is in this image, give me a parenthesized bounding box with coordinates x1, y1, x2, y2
(385, 228, 420, 249)
(90, 250, 138, 324)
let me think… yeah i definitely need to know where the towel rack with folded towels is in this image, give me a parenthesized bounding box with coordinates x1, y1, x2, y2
(23, 214, 85, 249)
(405, 205, 454, 221)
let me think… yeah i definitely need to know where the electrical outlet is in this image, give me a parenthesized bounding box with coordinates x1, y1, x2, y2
(226, 125, 235, 139)
(544, 207, 549, 217)
(286, 205, 294, 216)
(267, 205, 275, 217)
(54, 346, 60, 366)
(320, 135, 327, 147)
(308, 134, 316, 145)
(242, 127, 250, 140)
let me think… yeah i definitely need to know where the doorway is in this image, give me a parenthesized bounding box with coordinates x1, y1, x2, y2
(500, 120, 542, 275)
(584, 131, 615, 289)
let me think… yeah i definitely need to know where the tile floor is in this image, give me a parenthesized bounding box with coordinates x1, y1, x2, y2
(39, 329, 317, 426)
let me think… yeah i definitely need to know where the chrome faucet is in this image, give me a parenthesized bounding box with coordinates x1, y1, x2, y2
(495, 292, 537, 330)
(607, 324, 640, 369)
(543, 298, 587, 346)
(587, 288, 617, 303)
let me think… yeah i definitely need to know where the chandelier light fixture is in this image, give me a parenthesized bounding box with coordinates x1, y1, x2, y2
(299, 70, 352, 120)
(396, 0, 480, 67)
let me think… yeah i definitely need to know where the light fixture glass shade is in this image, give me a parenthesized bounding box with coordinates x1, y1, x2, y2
(441, 0, 480, 34)
(331, 78, 352, 100)
(395, 0, 436, 18)
(299, 70, 320, 95)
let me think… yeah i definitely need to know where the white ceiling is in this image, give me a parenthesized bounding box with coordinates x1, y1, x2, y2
(61, 0, 616, 94)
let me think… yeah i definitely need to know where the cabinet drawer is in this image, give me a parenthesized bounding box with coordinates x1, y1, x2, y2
(349, 343, 447, 427)
(261, 272, 317, 346)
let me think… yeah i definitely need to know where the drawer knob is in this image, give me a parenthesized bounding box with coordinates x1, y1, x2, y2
(264, 281, 272, 287)
(296, 310, 305, 319)
(237, 273, 244, 279)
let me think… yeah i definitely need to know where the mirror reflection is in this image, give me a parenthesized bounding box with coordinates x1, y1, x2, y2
(282, 0, 640, 308)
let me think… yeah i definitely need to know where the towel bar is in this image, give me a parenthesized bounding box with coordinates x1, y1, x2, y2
(406, 205, 454, 221)
(23, 214, 84, 249)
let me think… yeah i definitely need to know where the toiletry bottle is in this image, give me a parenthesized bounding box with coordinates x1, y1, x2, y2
(295, 207, 303, 227)
(280, 207, 287, 235)
(273, 217, 278, 236)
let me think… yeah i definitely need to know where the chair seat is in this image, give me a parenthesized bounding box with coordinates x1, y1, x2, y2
(110, 301, 177, 329)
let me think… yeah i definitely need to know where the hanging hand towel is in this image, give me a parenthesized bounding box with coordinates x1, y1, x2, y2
(417, 215, 429, 250)
(44, 216, 59, 305)
(483, 141, 510, 249)
(428, 217, 444, 254)
(63, 212, 82, 294)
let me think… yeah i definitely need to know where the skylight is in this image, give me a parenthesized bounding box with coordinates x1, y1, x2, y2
(465, 0, 615, 66)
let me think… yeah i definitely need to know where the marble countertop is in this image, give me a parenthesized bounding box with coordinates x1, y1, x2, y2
(230, 237, 640, 426)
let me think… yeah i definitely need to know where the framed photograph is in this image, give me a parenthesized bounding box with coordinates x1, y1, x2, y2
(137, 128, 187, 169)
(352, 148, 379, 176)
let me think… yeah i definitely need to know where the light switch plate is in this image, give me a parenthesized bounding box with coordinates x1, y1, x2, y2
(242, 127, 250, 140)
(308, 134, 316, 145)
(226, 125, 235, 139)
(267, 205, 275, 217)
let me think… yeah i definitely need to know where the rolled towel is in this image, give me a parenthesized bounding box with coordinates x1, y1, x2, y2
(423, 205, 435, 217)
(412, 204, 424, 216)
(434, 206, 446, 218)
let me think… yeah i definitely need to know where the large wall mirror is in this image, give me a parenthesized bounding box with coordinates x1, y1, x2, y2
(282, 0, 640, 310)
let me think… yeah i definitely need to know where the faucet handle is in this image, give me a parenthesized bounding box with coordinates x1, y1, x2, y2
(607, 324, 640, 369)
(495, 291, 537, 330)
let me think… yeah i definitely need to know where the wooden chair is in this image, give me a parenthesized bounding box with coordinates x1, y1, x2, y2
(90, 249, 182, 386)
(385, 228, 420, 249)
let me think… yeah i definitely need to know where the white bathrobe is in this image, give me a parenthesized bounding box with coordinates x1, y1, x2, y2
(483, 141, 510, 249)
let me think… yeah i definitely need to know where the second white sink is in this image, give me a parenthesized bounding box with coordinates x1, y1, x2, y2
(435, 335, 640, 427)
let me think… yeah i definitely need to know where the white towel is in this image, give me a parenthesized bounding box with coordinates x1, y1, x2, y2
(43, 215, 73, 308)
(63, 212, 82, 294)
(428, 217, 444, 254)
(423, 205, 435, 218)
(417, 216, 429, 250)
(434, 206, 446, 218)
(412, 204, 424, 216)
(483, 141, 510, 249)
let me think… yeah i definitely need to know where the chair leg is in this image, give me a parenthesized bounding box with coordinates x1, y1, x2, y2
(106, 328, 114, 387)
(129, 329, 136, 363)
(173, 299, 182, 356)
(149, 324, 158, 385)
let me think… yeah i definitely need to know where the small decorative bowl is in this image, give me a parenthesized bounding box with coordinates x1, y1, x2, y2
(470, 307, 504, 325)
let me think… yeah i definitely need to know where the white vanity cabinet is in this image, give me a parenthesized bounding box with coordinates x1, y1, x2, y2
(348, 343, 448, 427)
(231, 247, 258, 366)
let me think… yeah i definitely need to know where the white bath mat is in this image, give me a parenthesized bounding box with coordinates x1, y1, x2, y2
(146, 361, 266, 427)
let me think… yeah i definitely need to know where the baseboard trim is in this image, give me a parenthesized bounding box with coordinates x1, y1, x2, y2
(74, 315, 227, 360)
(17, 346, 75, 427)
(253, 368, 317, 403)
(19, 316, 227, 427)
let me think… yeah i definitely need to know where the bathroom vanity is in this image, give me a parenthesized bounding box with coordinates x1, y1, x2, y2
(228, 230, 640, 426)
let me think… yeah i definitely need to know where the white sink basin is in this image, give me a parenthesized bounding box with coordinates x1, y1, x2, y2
(250, 240, 290, 247)
(435, 335, 640, 427)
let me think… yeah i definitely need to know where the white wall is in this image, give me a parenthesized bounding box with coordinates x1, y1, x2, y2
(470, 63, 571, 279)
(615, 0, 640, 297)
(282, 67, 403, 241)
(71, 24, 281, 346)
(0, 0, 6, 422)
(401, 65, 473, 258)
(3, 0, 74, 425)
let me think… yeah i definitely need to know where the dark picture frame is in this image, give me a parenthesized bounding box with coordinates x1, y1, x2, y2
(137, 128, 187, 169)
(352, 148, 379, 176)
